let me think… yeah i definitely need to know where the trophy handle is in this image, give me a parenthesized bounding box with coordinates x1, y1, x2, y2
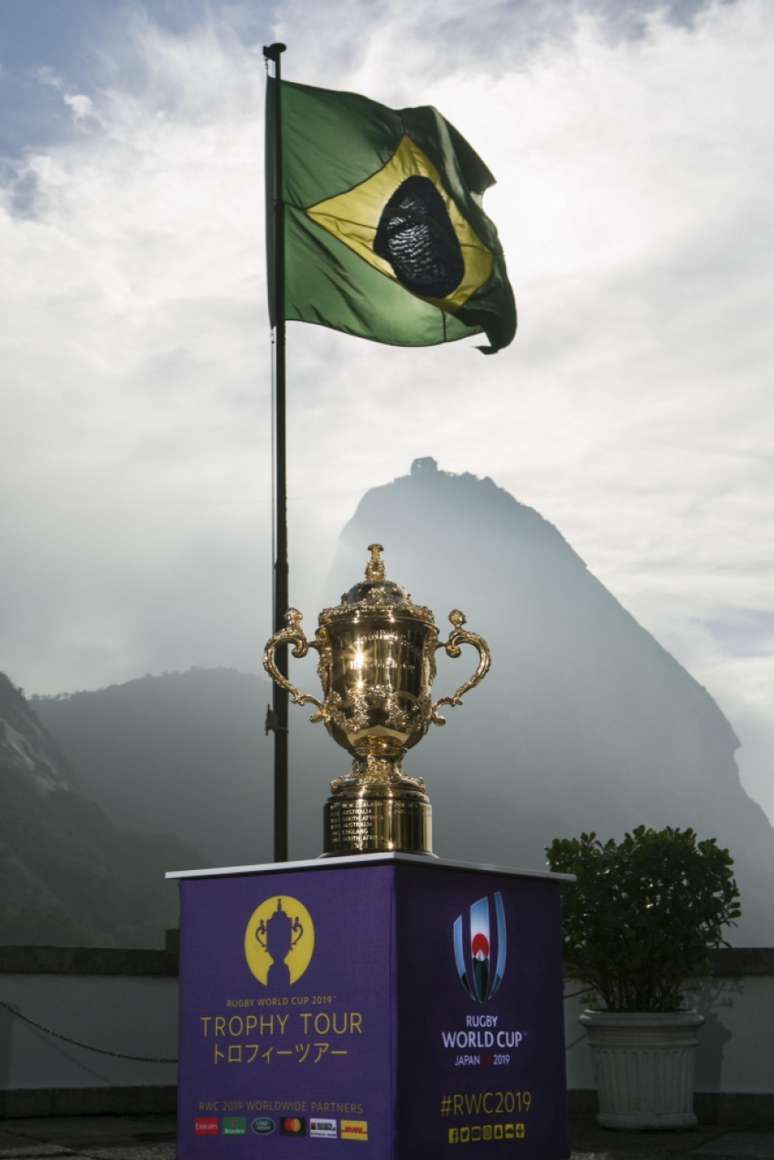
(262, 608, 325, 723)
(431, 610, 491, 726)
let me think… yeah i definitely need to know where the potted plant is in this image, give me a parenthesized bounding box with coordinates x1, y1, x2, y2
(546, 825, 740, 1130)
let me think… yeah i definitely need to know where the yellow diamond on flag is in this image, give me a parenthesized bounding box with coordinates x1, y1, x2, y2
(306, 135, 493, 312)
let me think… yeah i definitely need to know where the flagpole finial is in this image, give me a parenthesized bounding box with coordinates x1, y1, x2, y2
(263, 43, 287, 63)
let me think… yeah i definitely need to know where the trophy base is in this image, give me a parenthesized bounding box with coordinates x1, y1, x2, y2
(323, 777, 433, 857)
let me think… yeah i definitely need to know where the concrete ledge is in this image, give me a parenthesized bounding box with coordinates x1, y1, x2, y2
(694, 1091, 774, 1126)
(0, 1086, 176, 1119)
(566, 947, 774, 982)
(1, 943, 769, 979)
(0, 946, 178, 977)
(568, 1089, 774, 1126)
(567, 1090, 598, 1118)
(709, 947, 774, 977)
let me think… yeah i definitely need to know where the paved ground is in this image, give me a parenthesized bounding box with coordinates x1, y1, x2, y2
(0, 1117, 175, 1160)
(1, 1115, 774, 1158)
(571, 1115, 774, 1159)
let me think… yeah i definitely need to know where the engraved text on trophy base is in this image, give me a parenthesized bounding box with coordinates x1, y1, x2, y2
(324, 795, 432, 856)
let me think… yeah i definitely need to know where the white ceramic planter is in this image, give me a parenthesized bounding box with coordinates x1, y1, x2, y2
(579, 1009, 705, 1130)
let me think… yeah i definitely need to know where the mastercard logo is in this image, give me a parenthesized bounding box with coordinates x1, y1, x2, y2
(280, 1117, 307, 1137)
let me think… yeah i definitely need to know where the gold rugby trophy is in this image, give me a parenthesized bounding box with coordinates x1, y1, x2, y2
(263, 544, 491, 857)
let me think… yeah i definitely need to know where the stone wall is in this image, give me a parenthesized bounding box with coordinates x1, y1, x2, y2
(1, 941, 771, 1120)
(0, 937, 178, 1117)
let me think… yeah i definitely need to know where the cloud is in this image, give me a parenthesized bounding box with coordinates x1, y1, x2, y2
(33, 65, 66, 89)
(63, 92, 95, 122)
(1, 17, 269, 692)
(0, 0, 772, 819)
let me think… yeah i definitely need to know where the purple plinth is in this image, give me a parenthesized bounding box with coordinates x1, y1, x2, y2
(169, 853, 570, 1159)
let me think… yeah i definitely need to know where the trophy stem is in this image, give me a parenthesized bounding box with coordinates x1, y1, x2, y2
(322, 758, 433, 857)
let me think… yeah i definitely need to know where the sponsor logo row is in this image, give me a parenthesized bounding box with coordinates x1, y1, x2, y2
(194, 1116, 368, 1140)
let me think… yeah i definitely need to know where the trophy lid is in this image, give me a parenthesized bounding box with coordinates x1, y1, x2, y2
(320, 544, 435, 625)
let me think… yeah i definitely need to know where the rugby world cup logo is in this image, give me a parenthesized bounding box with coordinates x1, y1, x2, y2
(453, 892, 507, 1003)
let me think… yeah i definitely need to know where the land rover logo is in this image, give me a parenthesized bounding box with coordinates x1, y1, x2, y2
(250, 1117, 276, 1135)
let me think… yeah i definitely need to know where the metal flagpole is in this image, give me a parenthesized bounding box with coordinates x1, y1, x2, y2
(263, 42, 289, 863)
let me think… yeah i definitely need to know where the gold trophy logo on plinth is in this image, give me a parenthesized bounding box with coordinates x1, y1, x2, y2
(263, 544, 491, 857)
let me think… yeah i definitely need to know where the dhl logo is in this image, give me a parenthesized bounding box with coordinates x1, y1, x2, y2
(341, 1119, 368, 1141)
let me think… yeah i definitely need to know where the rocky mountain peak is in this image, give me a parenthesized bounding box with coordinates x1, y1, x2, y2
(0, 672, 72, 794)
(317, 461, 769, 943)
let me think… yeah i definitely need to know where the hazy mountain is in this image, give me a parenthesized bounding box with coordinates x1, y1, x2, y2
(0, 673, 195, 946)
(34, 667, 274, 870)
(302, 458, 771, 944)
(32, 459, 774, 945)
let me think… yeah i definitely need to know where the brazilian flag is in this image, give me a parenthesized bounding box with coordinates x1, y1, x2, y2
(268, 79, 516, 354)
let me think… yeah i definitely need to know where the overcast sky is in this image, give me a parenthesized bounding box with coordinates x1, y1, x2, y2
(1, 0, 772, 818)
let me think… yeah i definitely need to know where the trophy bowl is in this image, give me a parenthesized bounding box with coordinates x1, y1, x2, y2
(263, 544, 490, 856)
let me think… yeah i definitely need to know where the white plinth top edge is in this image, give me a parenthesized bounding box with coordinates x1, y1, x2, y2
(165, 851, 574, 883)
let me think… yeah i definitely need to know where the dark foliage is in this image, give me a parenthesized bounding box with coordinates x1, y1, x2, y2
(546, 825, 741, 1011)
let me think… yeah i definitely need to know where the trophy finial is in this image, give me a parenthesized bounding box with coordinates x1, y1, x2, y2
(366, 543, 386, 582)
